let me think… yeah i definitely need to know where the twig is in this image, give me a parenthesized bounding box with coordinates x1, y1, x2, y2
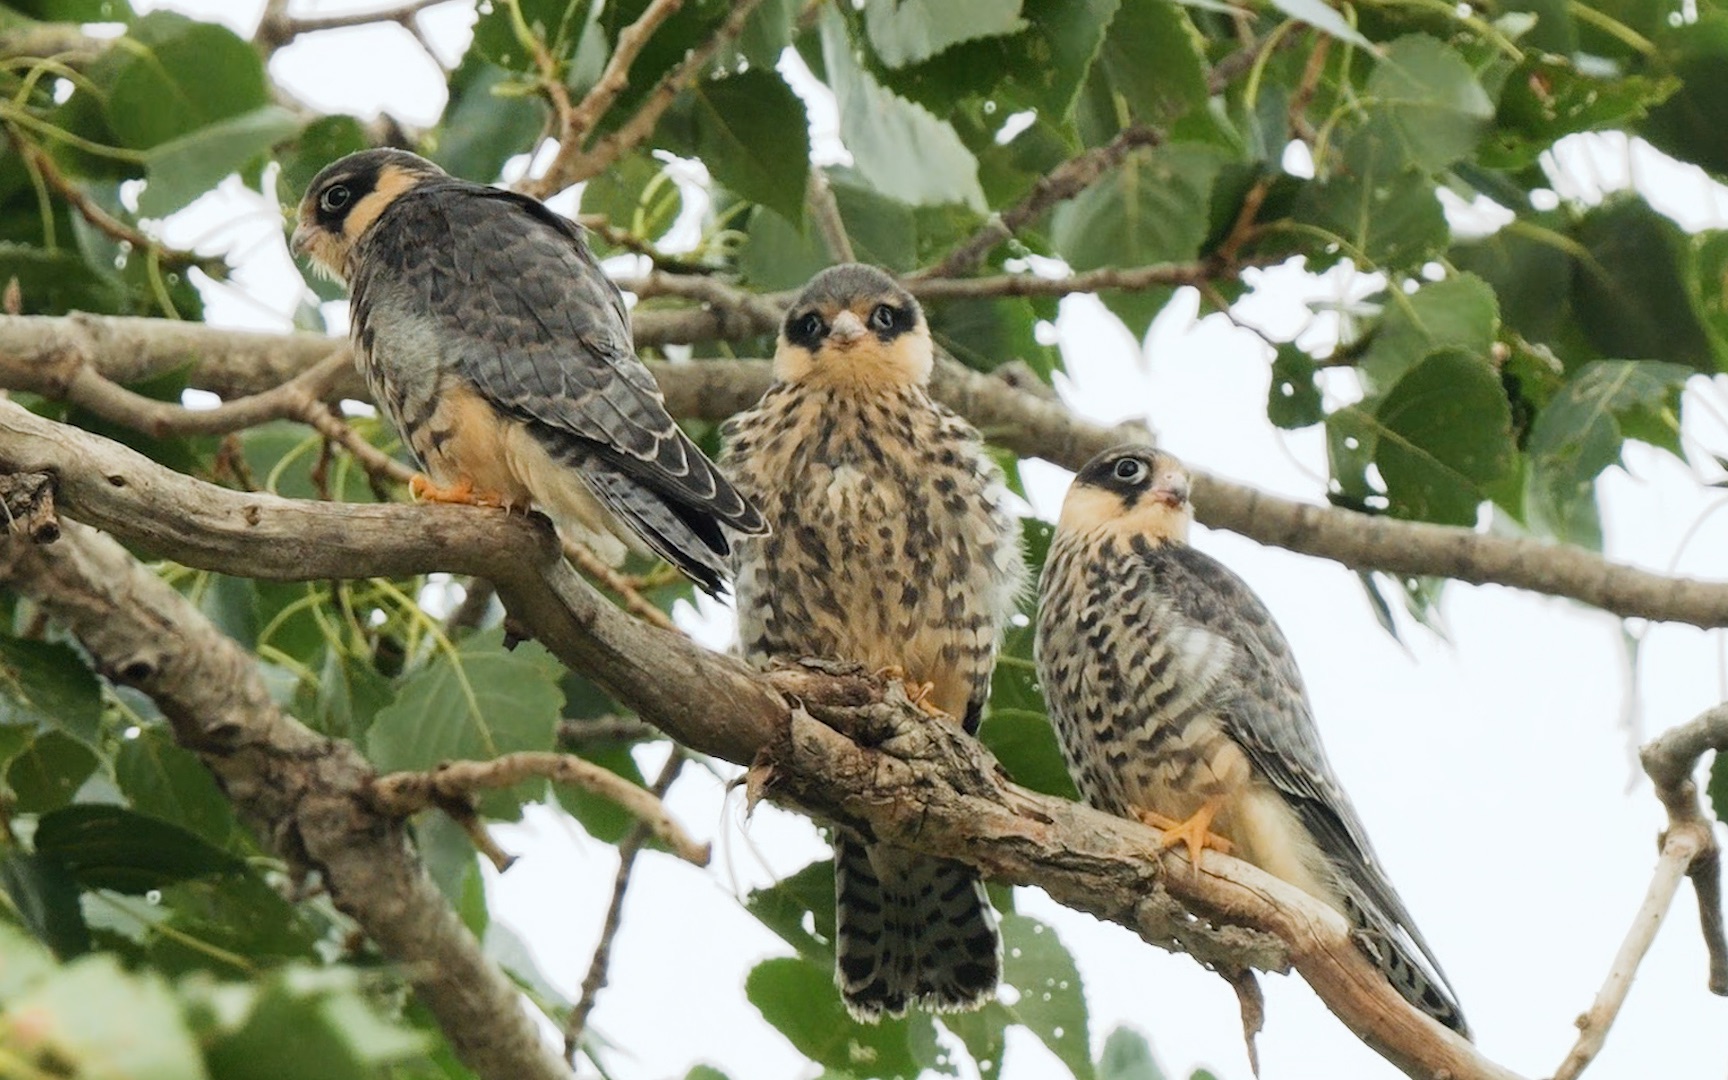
(564, 750, 686, 1061)
(807, 169, 855, 264)
(561, 538, 680, 634)
(914, 124, 1163, 280)
(576, 214, 715, 274)
(5, 130, 222, 275)
(526, 0, 768, 196)
(1552, 704, 1728, 1080)
(558, 715, 660, 745)
(445, 577, 498, 635)
(560, 0, 685, 154)
(370, 751, 709, 866)
(0, 472, 58, 543)
(256, 0, 452, 49)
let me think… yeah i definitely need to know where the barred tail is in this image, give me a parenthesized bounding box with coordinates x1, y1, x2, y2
(1341, 885, 1470, 1037)
(833, 833, 1001, 1022)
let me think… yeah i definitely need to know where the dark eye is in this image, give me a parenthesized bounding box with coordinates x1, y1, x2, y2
(795, 312, 824, 339)
(1113, 457, 1147, 484)
(319, 183, 352, 214)
(870, 303, 897, 331)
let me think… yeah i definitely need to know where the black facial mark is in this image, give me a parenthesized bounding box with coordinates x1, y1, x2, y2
(786, 309, 826, 351)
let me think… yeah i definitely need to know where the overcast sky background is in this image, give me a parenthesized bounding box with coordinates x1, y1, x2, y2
(113, 2, 1728, 1077)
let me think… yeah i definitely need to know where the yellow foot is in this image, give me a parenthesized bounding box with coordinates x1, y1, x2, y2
(1136, 800, 1233, 872)
(409, 474, 506, 509)
(875, 665, 947, 719)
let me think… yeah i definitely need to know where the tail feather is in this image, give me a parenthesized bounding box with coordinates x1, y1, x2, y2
(1340, 884, 1470, 1037)
(833, 833, 1000, 1022)
(582, 461, 731, 596)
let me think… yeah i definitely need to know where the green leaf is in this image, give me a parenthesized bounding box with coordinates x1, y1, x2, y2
(1, 851, 91, 958)
(1336, 349, 1515, 525)
(1266, 0, 1374, 50)
(1095, 0, 1208, 127)
(746, 955, 934, 1079)
(1639, 13, 1728, 176)
(929, 296, 1059, 379)
(686, 71, 810, 226)
(1292, 165, 1446, 272)
(998, 914, 1093, 1078)
(472, 0, 592, 72)
(430, 56, 549, 181)
(6, 0, 130, 16)
(863, 0, 1027, 66)
(1449, 224, 1572, 345)
(1098, 1026, 1165, 1080)
(138, 105, 299, 218)
(7, 954, 207, 1080)
(114, 726, 241, 848)
(0, 242, 128, 316)
(1709, 751, 1728, 826)
(34, 804, 244, 894)
(7, 731, 97, 814)
(202, 968, 430, 1079)
(998, 0, 1119, 122)
(1484, 58, 1674, 170)
(580, 152, 684, 243)
(745, 858, 838, 962)
(1051, 143, 1230, 337)
(0, 635, 102, 744)
(367, 629, 564, 818)
(821, 10, 987, 211)
(1358, 35, 1494, 173)
(1359, 273, 1499, 391)
(1267, 344, 1324, 429)
(277, 115, 371, 204)
(1572, 198, 1719, 373)
(1526, 360, 1690, 546)
(101, 13, 270, 150)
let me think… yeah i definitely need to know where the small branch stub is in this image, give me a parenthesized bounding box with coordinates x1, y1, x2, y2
(0, 472, 59, 543)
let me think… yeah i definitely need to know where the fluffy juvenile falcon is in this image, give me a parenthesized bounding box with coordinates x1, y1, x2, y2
(1035, 446, 1469, 1035)
(722, 263, 1026, 1020)
(292, 148, 765, 594)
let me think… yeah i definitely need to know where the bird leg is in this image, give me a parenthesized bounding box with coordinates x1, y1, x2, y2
(1137, 798, 1234, 872)
(874, 665, 947, 719)
(410, 473, 507, 509)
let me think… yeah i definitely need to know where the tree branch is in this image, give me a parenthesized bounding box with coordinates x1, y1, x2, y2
(0, 402, 1524, 1080)
(372, 751, 709, 866)
(914, 124, 1162, 281)
(4, 313, 1727, 629)
(255, 0, 453, 50)
(0, 518, 570, 1080)
(524, 0, 768, 197)
(1552, 704, 1728, 1080)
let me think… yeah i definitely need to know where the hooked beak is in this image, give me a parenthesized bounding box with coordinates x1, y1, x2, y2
(1151, 475, 1190, 509)
(289, 221, 313, 257)
(828, 309, 867, 346)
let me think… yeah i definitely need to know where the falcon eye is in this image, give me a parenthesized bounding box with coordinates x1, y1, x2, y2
(319, 184, 353, 214)
(1113, 458, 1147, 484)
(792, 312, 825, 341)
(869, 303, 897, 332)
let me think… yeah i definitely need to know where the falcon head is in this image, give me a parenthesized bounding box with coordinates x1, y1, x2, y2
(1059, 444, 1192, 545)
(291, 148, 446, 282)
(774, 264, 932, 390)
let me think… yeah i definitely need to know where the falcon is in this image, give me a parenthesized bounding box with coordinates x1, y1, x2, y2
(291, 148, 765, 594)
(722, 263, 1027, 1020)
(1034, 445, 1469, 1035)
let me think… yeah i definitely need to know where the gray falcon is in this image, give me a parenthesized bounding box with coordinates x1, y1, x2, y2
(721, 264, 1027, 1020)
(1034, 444, 1469, 1036)
(292, 148, 765, 594)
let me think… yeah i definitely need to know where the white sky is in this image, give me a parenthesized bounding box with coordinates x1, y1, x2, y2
(122, 3, 1728, 1079)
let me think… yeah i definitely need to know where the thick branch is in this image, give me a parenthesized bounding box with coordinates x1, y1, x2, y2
(0, 404, 1521, 1080)
(371, 751, 709, 865)
(3, 314, 1727, 629)
(0, 520, 569, 1080)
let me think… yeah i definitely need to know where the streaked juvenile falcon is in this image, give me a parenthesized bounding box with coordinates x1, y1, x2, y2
(722, 264, 1027, 1020)
(1034, 445, 1469, 1035)
(292, 148, 765, 594)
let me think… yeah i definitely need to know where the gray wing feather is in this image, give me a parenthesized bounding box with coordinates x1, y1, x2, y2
(373, 183, 764, 535)
(1147, 544, 1466, 1025)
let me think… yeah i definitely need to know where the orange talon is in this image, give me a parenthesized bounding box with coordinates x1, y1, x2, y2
(1137, 798, 1233, 873)
(874, 665, 947, 719)
(409, 474, 506, 509)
